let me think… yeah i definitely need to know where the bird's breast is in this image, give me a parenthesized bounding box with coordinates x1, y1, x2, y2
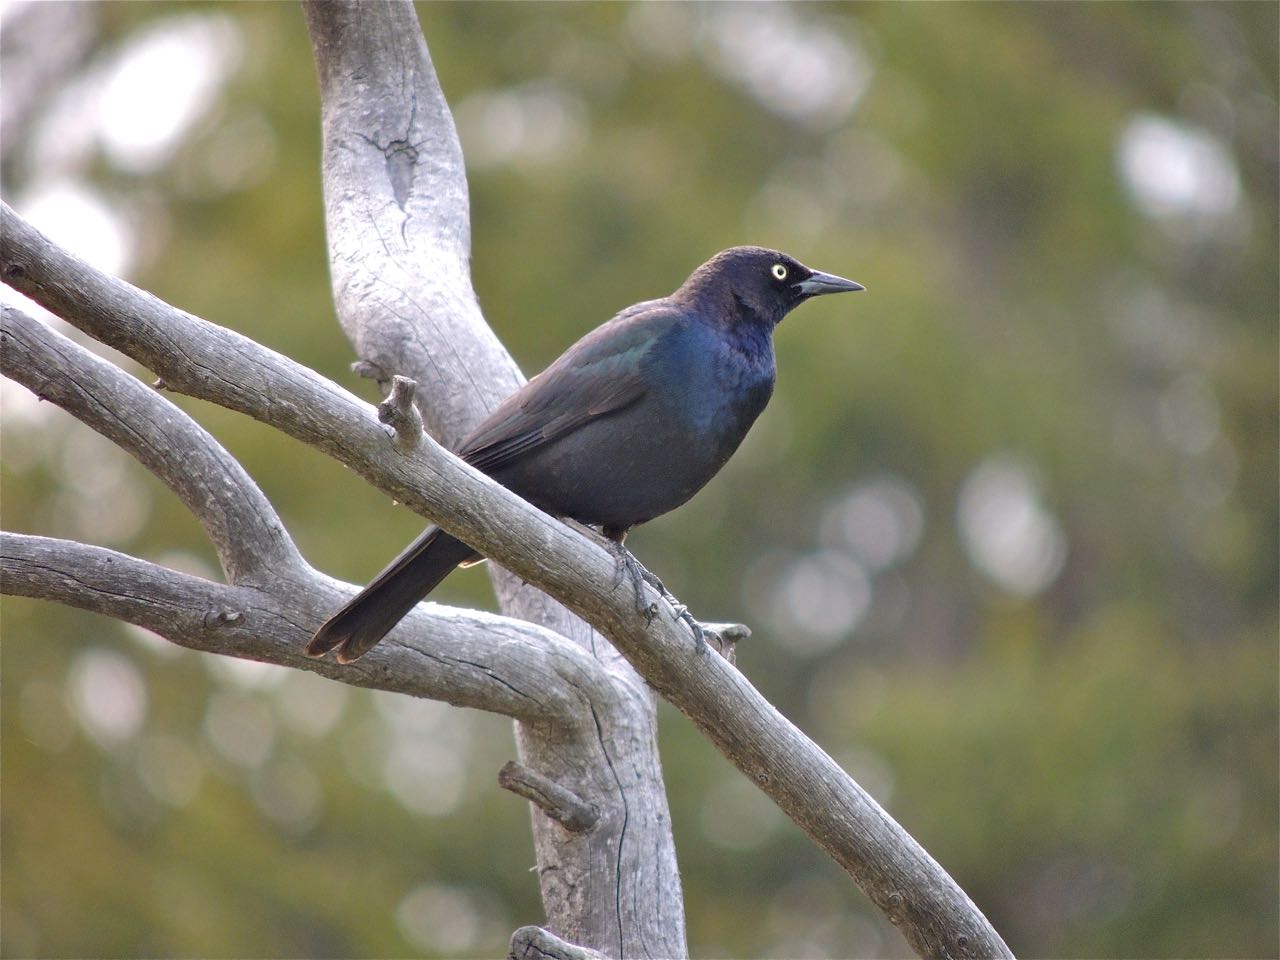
(493, 317, 778, 530)
(663, 321, 776, 439)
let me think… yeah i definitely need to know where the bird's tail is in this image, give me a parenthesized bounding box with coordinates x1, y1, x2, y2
(306, 526, 479, 663)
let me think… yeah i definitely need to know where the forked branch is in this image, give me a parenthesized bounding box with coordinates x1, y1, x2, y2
(1, 201, 1011, 958)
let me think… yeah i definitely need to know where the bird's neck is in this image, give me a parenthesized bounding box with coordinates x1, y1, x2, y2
(724, 314, 776, 367)
(675, 284, 783, 333)
(729, 290, 785, 329)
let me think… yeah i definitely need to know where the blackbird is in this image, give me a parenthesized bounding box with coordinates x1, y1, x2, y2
(307, 246, 862, 662)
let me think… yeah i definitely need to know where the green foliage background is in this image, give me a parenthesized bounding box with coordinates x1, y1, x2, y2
(2, 2, 1276, 957)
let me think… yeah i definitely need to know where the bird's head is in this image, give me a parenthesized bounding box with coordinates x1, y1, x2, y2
(678, 246, 864, 326)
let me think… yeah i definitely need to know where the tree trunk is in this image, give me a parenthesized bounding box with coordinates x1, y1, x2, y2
(301, 2, 687, 954)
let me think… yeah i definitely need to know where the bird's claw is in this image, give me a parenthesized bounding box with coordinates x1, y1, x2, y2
(651, 588, 707, 654)
(603, 544, 707, 653)
(610, 556, 627, 591)
(639, 568, 668, 596)
(677, 607, 708, 655)
(603, 539, 658, 620)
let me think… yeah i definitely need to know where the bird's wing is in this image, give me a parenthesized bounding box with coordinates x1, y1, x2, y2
(458, 302, 675, 475)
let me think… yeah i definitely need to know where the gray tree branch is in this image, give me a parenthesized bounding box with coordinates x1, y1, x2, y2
(305, 0, 521, 452)
(498, 761, 601, 833)
(2, 303, 300, 586)
(1, 532, 608, 723)
(509, 926, 609, 960)
(378, 375, 426, 452)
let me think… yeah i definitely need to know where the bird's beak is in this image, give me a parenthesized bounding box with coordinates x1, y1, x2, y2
(796, 270, 865, 296)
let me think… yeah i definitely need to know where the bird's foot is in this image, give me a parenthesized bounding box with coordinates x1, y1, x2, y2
(602, 539, 661, 623)
(603, 542, 706, 652)
(629, 560, 707, 653)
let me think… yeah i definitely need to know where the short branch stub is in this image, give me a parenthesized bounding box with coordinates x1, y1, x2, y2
(498, 760, 600, 833)
(378, 374, 424, 452)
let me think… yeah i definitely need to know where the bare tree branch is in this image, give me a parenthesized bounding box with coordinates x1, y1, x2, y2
(2, 304, 301, 585)
(509, 926, 609, 960)
(1, 201, 384, 469)
(1, 532, 615, 726)
(378, 374, 425, 452)
(305, 0, 521, 452)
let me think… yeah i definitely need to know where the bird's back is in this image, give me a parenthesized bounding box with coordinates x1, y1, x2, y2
(457, 296, 775, 530)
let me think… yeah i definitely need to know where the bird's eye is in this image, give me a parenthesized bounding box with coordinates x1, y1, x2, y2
(771, 263, 788, 281)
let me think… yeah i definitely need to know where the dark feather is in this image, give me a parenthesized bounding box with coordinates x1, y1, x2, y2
(457, 305, 674, 473)
(306, 527, 478, 663)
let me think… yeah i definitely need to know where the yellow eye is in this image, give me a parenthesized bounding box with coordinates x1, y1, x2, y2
(771, 263, 788, 281)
